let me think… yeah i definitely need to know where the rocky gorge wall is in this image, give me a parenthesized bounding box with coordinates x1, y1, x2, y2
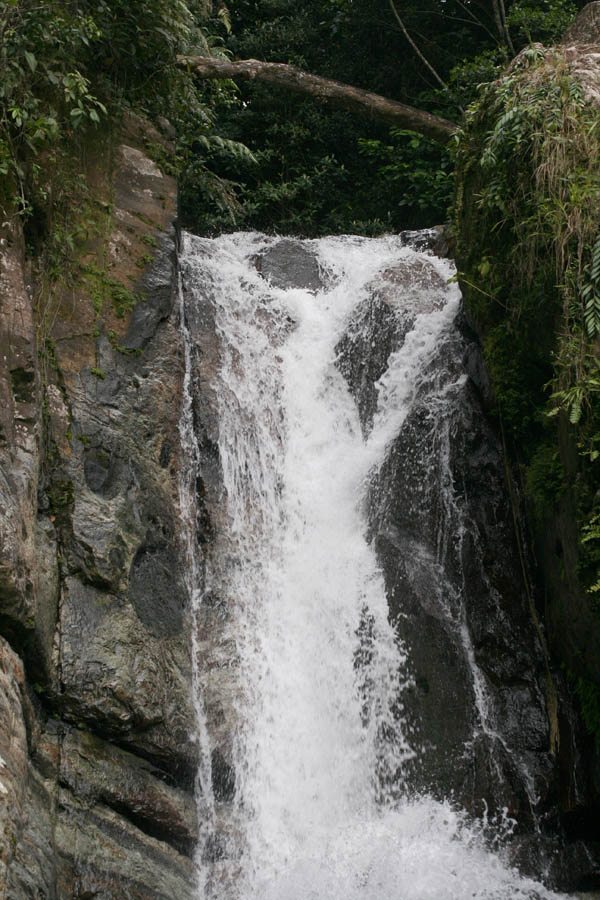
(454, 3, 600, 861)
(0, 116, 198, 898)
(341, 268, 598, 888)
(2, 12, 600, 891)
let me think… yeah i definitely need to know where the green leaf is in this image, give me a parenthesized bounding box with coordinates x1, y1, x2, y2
(569, 395, 582, 424)
(218, 6, 232, 34)
(24, 51, 37, 73)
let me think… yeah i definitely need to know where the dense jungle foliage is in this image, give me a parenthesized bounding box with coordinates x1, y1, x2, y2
(453, 42, 600, 741)
(0, 0, 586, 239)
(0, 0, 253, 256)
(179, 0, 586, 235)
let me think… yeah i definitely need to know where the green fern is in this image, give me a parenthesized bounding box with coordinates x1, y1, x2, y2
(582, 235, 600, 338)
(592, 235, 600, 281)
(195, 134, 258, 165)
(217, 5, 232, 34)
(570, 391, 583, 424)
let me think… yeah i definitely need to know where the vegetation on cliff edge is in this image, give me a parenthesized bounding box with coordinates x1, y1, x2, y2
(0, 0, 251, 248)
(453, 45, 600, 741)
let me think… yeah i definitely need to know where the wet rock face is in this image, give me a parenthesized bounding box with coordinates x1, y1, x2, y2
(364, 323, 552, 813)
(179, 243, 243, 885)
(335, 295, 407, 436)
(0, 636, 196, 897)
(335, 259, 446, 436)
(0, 637, 58, 898)
(0, 222, 49, 662)
(254, 239, 324, 291)
(0, 117, 198, 898)
(57, 728, 198, 855)
(336, 271, 597, 889)
(58, 577, 194, 774)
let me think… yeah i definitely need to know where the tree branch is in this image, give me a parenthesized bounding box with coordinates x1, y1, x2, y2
(176, 55, 459, 145)
(387, 0, 448, 94)
(498, 0, 515, 54)
(492, 0, 515, 53)
(454, 0, 499, 44)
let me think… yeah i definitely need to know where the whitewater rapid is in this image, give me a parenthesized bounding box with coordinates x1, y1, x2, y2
(179, 232, 568, 900)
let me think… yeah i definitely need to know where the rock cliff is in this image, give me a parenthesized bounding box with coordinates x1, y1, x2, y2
(0, 116, 198, 898)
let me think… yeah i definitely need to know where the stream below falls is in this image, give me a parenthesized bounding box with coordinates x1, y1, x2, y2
(178, 231, 575, 900)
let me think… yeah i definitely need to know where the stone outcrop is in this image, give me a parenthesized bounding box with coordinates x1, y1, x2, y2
(253, 239, 325, 291)
(0, 220, 45, 664)
(334, 257, 599, 891)
(561, 0, 600, 46)
(335, 258, 446, 435)
(0, 116, 198, 897)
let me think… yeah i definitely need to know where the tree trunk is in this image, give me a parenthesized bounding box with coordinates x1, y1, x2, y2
(176, 56, 459, 145)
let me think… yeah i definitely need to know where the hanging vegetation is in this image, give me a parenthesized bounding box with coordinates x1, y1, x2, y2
(453, 43, 600, 741)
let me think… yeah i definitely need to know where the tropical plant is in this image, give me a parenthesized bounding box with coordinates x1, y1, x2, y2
(0, 0, 245, 229)
(178, 0, 585, 235)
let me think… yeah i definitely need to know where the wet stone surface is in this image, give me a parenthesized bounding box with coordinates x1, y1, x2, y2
(0, 118, 199, 898)
(254, 239, 325, 291)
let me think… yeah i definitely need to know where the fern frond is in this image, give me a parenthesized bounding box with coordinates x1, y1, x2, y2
(218, 5, 232, 34)
(195, 134, 258, 165)
(570, 393, 583, 424)
(583, 290, 600, 338)
(591, 234, 600, 282)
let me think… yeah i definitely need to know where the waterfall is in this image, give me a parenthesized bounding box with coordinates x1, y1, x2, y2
(179, 232, 569, 900)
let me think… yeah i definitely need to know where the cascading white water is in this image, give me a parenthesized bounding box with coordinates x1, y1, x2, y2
(179, 232, 569, 900)
(177, 270, 216, 900)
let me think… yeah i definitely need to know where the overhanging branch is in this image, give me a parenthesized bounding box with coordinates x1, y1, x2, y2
(177, 55, 459, 145)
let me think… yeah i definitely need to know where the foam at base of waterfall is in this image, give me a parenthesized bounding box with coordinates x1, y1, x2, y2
(247, 801, 564, 900)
